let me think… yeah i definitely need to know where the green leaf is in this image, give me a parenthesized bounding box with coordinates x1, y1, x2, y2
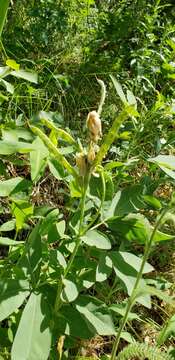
(110, 75, 127, 104)
(153, 229, 174, 242)
(104, 185, 145, 219)
(107, 214, 150, 244)
(75, 295, 116, 335)
(0, 0, 10, 37)
(109, 303, 140, 321)
(121, 331, 136, 344)
(19, 222, 42, 286)
(49, 249, 66, 270)
(126, 90, 137, 106)
(157, 314, 175, 345)
(0, 140, 34, 155)
(61, 279, 79, 303)
(39, 209, 59, 236)
(0, 177, 30, 197)
(11, 292, 51, 360)
(30, 136, 48, 182)
(143, 195, 162, 209)
(0, 78, 14, 93)
(11, 200, 33, 231)
(0, 279, 29, 321)
(69, 178, 82, 198)
(118, 252, 154, 274)
(11, 69, 38, 84)
(39, 111, 76, 145)
(0, 237, 24, 246)
(6, 59, 20, 71)
(96, 254, 112, 282)
(0, 219, 15, 231)
(48, 158, 65, 180)
(109, 251, 151, 308)
(57, 305, 93, 339)
(148, 155, 175, 179)
(82, 230, 111, 250)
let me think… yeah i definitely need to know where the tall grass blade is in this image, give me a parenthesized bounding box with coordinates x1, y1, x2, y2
(0, 0, 10, 37)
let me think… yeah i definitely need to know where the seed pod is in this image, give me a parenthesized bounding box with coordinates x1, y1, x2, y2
(86, 110, 102, 143)
(87, 144, 96, 163)
(76, 152, 87, 176)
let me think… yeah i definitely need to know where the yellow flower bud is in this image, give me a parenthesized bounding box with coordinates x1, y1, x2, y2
(86, 110, 102, 143)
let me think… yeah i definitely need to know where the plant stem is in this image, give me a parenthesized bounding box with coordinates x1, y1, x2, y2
(110, 208, 168, 360)
(54, 171, 90, 314)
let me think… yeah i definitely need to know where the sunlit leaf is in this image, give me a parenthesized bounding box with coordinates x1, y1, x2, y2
(11, 69, 38, 84)
(61, 279, 79, 303)
(30, 136, 48, 182)
(0, 177, 30, 197)
(11, 292, 51, 360)
(0, 237, 23, 246)
(6, 59, 20, 71)
(82, 230, 111, 250)
(75, 296, 116, 335)
(0, 279, 29, 322)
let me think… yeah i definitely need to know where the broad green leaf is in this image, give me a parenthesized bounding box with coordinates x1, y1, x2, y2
(11, 69, 38, 84)
(39, 209, 59, 236)
(121, 331, 136, 344)
(2, 128, 33, 142)
(109, 303, 140, 321)
(0, 66, 11, 78)
(157, 314, 175, 345)
(0, 177, 30, 197)
(82, 230, 111, 250)
(0, 237, 23, 246)
(118, 252, 154, 274)
(48, 158, 65, 180)
(6, 59, 20, 70)
(61, 279, 79, 303)
(30, 136, 48, 182)
(104, 185, 145, 219)
(148, 155, 175, 179)
(49, 249, 66, 270)
(11, 292, 51, 360)
(0, 0, 10, 37)
(11, 200, 33, 231)
(153, 229, 174, 242)
(143, 195, 162, 209)
(110, 75, 127, 103)
(69, 178, 82, 198)
(126, 90, 137, 106)
(0, 140, 34, 154)
(109, 252, 151, 308)
(134, 285, 174, 309)
(108, 213, 174, 244)
(56, 220, 65, 238)
(96, 254, 112, 282)
(107, 214, 150, 244)
(75, 295, 116, 335)
(57, 305, 93, 339)
(19, 222, 42, 285)
(0, 78, 14, 93)
(0, 279, 29, 321)
(0, 219, 15, 231)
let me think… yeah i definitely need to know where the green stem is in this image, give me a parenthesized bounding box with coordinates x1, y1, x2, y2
(110, 208, 168, 360)
(54, 171, 90, 314)
(83, 168, 106, 234)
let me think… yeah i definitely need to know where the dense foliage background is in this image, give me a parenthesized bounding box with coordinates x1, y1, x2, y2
(0, 1, 175, 359)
